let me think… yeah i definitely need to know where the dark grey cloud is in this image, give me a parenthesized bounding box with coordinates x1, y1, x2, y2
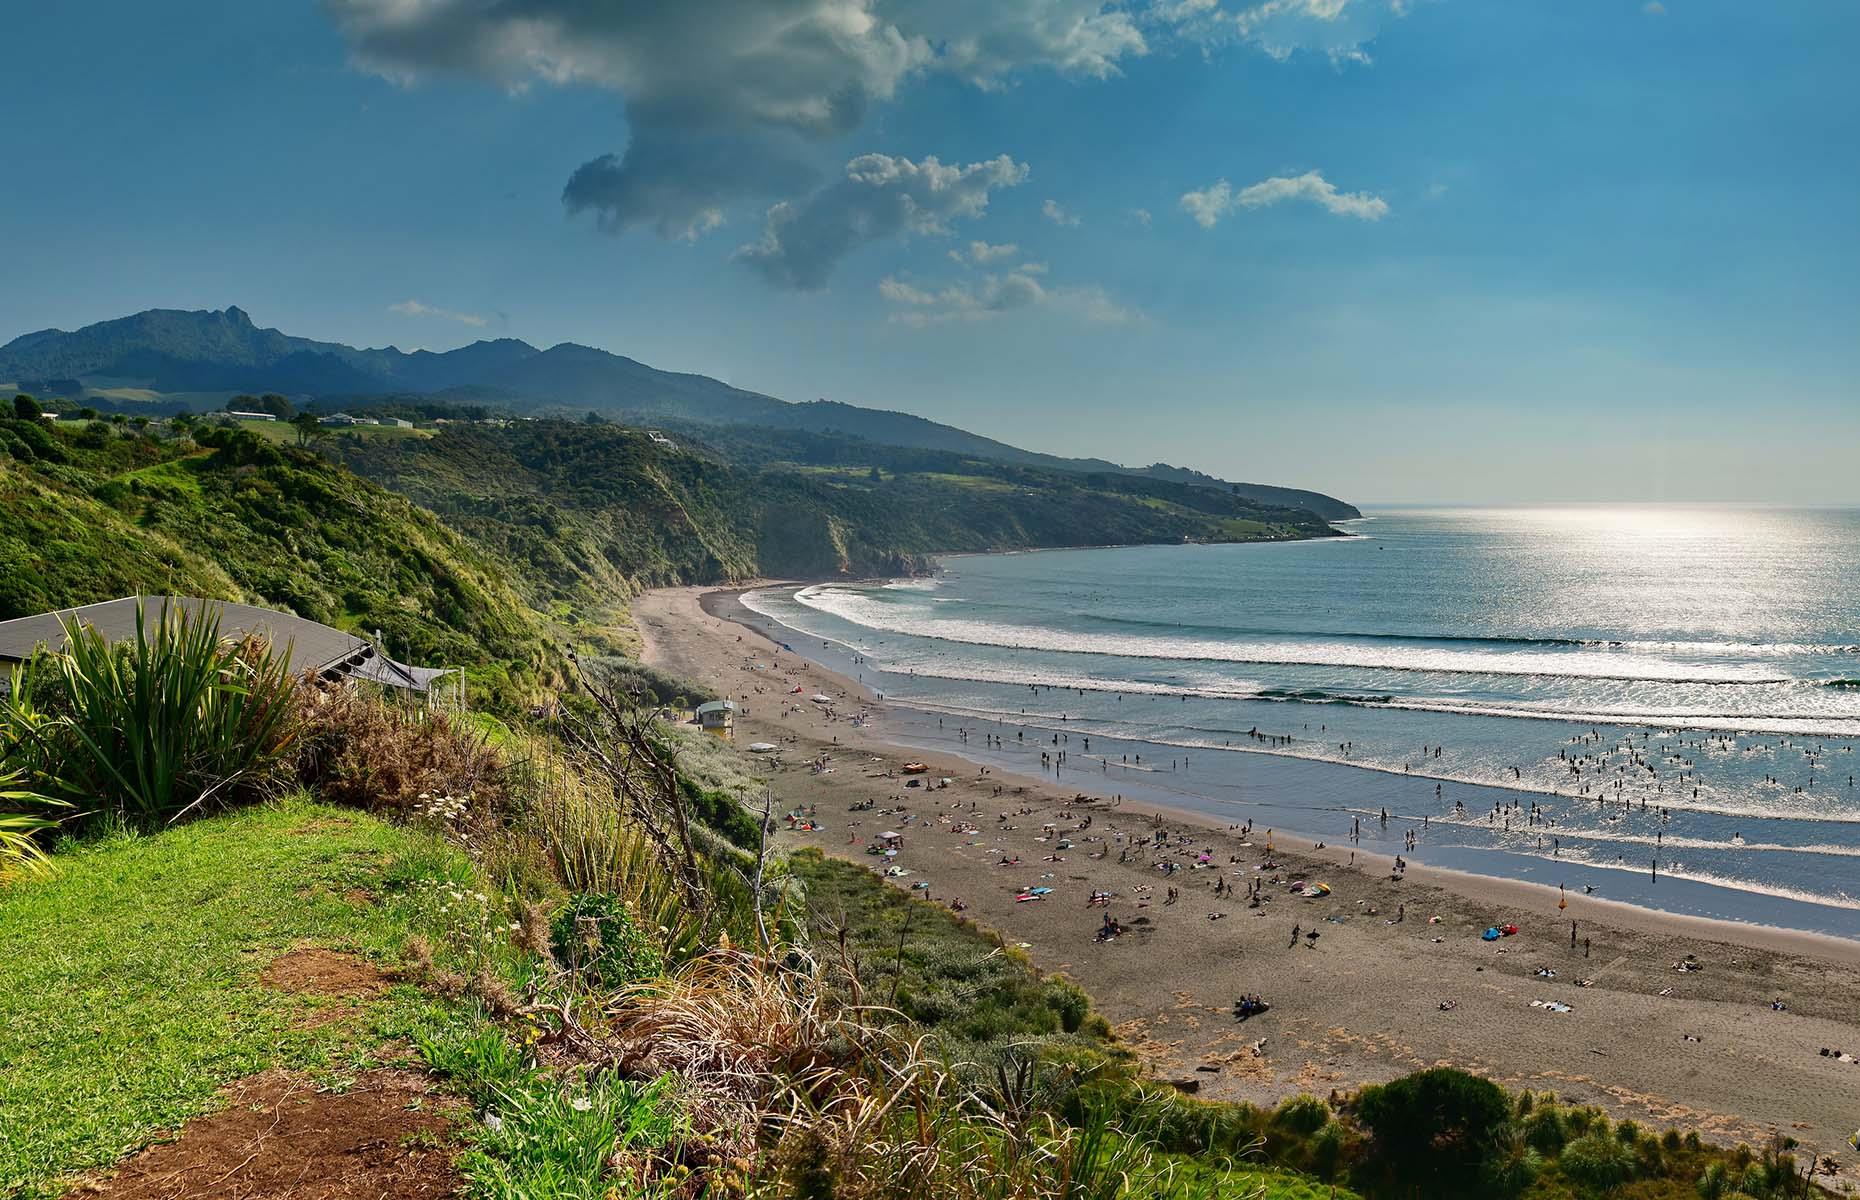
(561, 131, 818, 240)
(735, 153, 1028, 291)
(327, 0, 1144, 259)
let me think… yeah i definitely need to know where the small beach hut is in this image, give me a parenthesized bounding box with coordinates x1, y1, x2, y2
(695, 699, 736, 737)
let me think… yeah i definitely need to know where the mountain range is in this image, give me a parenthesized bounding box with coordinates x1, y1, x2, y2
(0, 306, 1359, 519)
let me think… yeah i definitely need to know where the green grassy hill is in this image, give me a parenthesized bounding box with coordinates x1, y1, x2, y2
(0, 415, 556, 705)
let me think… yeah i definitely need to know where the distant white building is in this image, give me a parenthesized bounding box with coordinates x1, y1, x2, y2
(382, 417, 413, 429)
(318, 413, 379, 427)
(647, 430, 675, 447)
(228, 410, 278, 422)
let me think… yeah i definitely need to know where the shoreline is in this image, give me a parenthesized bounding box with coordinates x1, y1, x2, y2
(635, 585, 1860, 1165)
(734, 586, 1860, 940)
(715, 586, 1860, 956)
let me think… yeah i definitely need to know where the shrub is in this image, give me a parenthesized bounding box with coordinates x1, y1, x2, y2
(1273, 1095, 1332, 1137)
(6, 603, 300, 829)
(584, 655, 716, 708)
(1042, 977, 1093, 1035)
(681, 776, 761, 849)
(1354, 1067, 1513, 1194)
(1560, 1129, 1640, 1193)
(1308, 1120, 1348, 1181)
(551, 892, 665, 989)
(1524, 1104, 1568, 1156)
(1482, 1124, 1542, 1198)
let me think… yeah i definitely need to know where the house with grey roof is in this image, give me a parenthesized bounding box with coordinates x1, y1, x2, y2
(0, 596, 453, 694)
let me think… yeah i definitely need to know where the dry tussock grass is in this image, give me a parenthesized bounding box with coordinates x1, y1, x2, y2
(585, 951, 1212, 1200)
(294, 683, 502, 820)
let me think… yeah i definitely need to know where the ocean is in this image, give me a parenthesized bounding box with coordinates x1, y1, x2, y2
(741, 506, 1860, 937)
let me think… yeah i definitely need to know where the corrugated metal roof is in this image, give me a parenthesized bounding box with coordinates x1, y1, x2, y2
(0, 596, 449, 692)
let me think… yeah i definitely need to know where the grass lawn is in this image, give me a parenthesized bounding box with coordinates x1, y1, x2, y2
(0, 797, 482, 1198)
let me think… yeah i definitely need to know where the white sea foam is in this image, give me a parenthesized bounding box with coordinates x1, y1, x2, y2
(793, 586, 1794, 686)
(1545, 856, 1860, 912)
(813, 649, 1860, 738)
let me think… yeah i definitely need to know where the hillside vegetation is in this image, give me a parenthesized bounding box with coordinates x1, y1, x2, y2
(0, 413, 557, 705)
(2, 409, 1333, 709)
(331, 420, 1340, 611)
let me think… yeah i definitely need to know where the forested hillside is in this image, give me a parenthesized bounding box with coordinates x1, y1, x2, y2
(0, 412, 556, 704)
(331, 421, 1340, 606)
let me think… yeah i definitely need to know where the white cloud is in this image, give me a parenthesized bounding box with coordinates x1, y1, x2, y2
(1643, 1, 1665, 14)
(388, 299, 487, 327)
(949, 239, 1021, 265)
(1130, 207, 1154, 227)
(1180, 169, 1388, 227)
(329, 0, 1149, 246)
(737, 153, 1029, 290)
(1157, 0, 1409, 65)
(879, 269, 1138, 326)
(1180, 182, 1235, 229)
(1042, 198, 1082, 227)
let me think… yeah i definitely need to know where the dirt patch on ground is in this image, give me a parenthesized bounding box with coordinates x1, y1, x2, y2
(82, 1069, 461, 1199)
(260, 947, 391, 998)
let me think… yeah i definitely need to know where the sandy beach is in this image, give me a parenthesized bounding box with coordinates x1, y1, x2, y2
(635, 585, 1860, 1166)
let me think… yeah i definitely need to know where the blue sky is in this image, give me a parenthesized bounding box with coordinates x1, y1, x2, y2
(3, 1, 1856, 504)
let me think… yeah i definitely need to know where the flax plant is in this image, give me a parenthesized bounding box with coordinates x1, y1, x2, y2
(14, 602, 301, 829)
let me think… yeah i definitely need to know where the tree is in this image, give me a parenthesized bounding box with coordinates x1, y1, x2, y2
(290, 412, 322, 448)
(1356, 1067, 1514, 1195)
(227, 394, 256, 413)
(258, 393, 294, 419)
(76, 407, 99, 421)
(12, 394, 42, 421)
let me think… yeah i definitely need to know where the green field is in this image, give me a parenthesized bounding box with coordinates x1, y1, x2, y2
(0, 798, 494, 1198)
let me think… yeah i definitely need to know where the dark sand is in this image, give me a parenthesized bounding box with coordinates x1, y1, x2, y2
(636, 586, 1860, 1169)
